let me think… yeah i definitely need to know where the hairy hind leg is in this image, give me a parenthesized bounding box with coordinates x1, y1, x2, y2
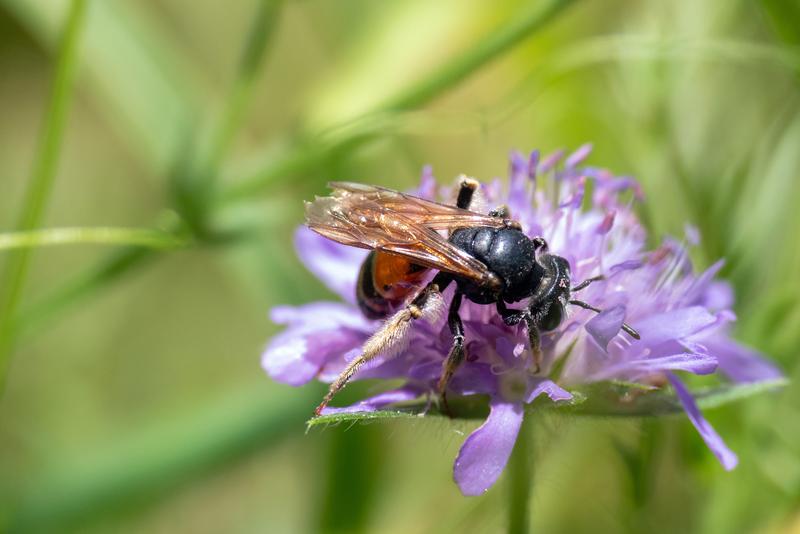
(314, 275, 451, 416)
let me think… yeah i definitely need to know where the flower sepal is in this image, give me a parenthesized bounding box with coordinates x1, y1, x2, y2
(305, 377, 787, 429)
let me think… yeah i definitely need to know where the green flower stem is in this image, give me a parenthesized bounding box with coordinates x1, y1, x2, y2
(12, 213, 189, 341)
(0, 227, 186, 252)
(0, 0, 87, 386)
(508, 413, 534, 534)
(318, 425, 384, 534)
(0, 225, 184, 339)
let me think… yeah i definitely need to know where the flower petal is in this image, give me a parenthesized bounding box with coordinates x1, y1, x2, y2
(525, 378, 572, 404)
(294, 226, 367, 304)
(704, 336, 783, 383)
(585, 305, 625, 351)
(565, 143, 593, 169)
(263, 303, 371, 386)
(262, 328, 365, 386)
(270, 302, 372, 331)
(449, 362, 499, 397)
(453, 399, 524, 496)
(679, 259, 725, 308)
(632, 307, 718, 347)
(668, 374, 738, 470)
(594, 353, 718, 381)
(527, 150, 540, 181)
(539, 149, 564, 173)
(415, 165, 437, 199)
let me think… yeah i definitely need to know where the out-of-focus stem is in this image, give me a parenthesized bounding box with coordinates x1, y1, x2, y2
(0, 0, 88, 389)
(508, 414, 534, 534)
(225, 0, 578, 201)
(0, 227, 186, 251)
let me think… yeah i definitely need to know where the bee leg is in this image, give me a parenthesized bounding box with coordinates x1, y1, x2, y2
(488, 205, 510, 218)
(523, 314, 543, 374)
(571, 275, 605, 292)
(496, 300, 542, 374)
(496, 299, 524, 326)
(437, 292, 465, 418)
(314, 274, 452, 416)
(456, 177, 480, 209)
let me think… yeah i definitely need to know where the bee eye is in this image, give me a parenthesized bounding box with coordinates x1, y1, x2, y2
(540, 304, 564, 331)
(383, 284, 392, 291)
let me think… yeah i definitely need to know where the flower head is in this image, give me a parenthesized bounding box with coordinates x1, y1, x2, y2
(262, 146, 782, 496)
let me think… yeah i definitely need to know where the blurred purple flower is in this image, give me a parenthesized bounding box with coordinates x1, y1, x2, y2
(262, 147, 782, 496)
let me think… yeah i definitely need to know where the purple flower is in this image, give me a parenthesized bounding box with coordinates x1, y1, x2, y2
(262, 147, 781, 496)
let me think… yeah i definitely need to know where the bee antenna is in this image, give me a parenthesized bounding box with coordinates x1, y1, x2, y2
(568, 299, 641, 340)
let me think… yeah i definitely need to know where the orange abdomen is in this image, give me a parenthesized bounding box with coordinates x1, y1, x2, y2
(356, 251, 428, 319)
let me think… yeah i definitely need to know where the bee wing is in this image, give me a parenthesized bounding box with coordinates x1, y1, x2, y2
(327, 182, 508, 230)
(305, 185, 500, 286)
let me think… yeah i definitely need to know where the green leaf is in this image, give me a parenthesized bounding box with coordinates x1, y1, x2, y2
(305, 378, 788, 428)
(307, 409, 421, 430)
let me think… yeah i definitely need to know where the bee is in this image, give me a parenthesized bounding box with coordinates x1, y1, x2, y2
(306, 178, 640, 416)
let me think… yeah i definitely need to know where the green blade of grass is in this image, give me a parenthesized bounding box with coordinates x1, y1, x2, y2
(0, 0, 87, 387)
(205, 0, 283, 173)
(507, 413, 533, 534)
(224, 0, 579, 201)
(174, 0, 284, 236)
(14, 0, 284, 337)
(1, 0, 206, 171)
(380, 0, 576, 112)
(0, 227, 187, 251)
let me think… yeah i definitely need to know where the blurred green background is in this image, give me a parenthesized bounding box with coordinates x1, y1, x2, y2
(1, 0, 798, 532)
